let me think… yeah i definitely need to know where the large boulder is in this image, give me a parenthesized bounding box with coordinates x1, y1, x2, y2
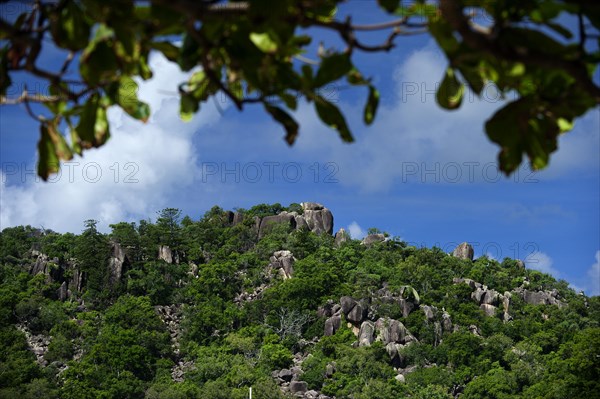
(518, 289, 563, 307)
(358, 321, 376, 347)
(334, 228, 349, 247)
(480, 304, 497, 317)
(346, 301, 367, 324)
(452, 242, 474, 260)
(108, 241, 128, 286)
(300, 202, 334, 235)
(361, 234, 386, 246)
(324, 314, 342, 336)
(258, 213, 297, 238)
(269, 250, 296, 279)
(158, 245, 173, 264)
(289, 381, 308, 395)
(375, 318, 409, 345)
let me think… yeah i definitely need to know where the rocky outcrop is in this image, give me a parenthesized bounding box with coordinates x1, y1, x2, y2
(158, 245, 174, 264)
(108, 241, 128, 286)
(334, 228, 349, 247)
(258, 213, 297, 238)
(269, 250, 296, 280)
(300, 202, 334, 235)
(361, 234, 386, 246)
(452, 242, 474, 260)
(454, 277, 564, 320)
(17, 324, 50, 367)
(358, 321, 376, 347)
(155, 304, 183, 355)
(516, 288, 564, 307)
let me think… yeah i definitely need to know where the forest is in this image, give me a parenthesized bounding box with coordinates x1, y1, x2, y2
(0, 202, 598, 399)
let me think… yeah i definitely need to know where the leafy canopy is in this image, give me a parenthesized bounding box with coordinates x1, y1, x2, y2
(0, 0, 598, 179)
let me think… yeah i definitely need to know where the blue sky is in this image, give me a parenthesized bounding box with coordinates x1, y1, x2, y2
(1, 2, 599, 295)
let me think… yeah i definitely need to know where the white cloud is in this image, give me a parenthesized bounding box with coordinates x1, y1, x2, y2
(582, 251, 600, 296)
(525, 251, 561, 278)
(347, 221, 366, 240)
(289, 43, 599, 192)
(0, 53, 222, 233)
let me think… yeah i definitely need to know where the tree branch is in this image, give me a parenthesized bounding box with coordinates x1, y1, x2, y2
(439, 0, 600, 103)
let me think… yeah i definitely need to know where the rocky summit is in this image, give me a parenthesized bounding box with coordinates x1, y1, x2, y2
(0, 202, 598, 399)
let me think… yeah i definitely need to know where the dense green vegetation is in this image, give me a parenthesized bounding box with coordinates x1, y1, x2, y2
(0, 203, 598, 399)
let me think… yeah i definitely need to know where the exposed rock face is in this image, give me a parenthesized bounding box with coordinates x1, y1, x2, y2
(258, 213, 297, 238)
(334, 228, 349, 247)
(301, 202, 334, 235)
(17, 324, 50, 367)
(155, 304, 183, 355)
(480, 304, 497, 317)
(256, 203, 334, 238)
(158, 245, 173, 264)
(517, 288, 564, 307)
(361, 234, 386, 246)
(108, 241, 128, 286)
(452, 242, 474, 260)
(358, 321, 376, 347)
(269, 250, 296, 279)
(324, 314, 341, 336)
(289, 381, 308, 395)
(57, 282, 68, 301)
(375, 318, 410, 345)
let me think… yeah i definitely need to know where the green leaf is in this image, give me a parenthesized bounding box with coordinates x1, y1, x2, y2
(279, 92, 298, 110)
(364, 85, 380, 125)
(250, 32, 278, 53)
(80, 41, 118, 85)
(429, 17, 459, 55)
(314, 53, 352, 88)
(50, 2, 91, 51)
(178, 34, 200, 72)
(150, 41, 179, 62)
(47, 122, 73, 161)
(180, 93, 198, 122)
(75, 94, 110, 148)
(265, 105, 299, 145)
(557, 118, 574, 132)
(108, 76, 151, 122)
(347, 68, 368, 85)
(437, 68, 464, 109)
(37, 125, 60, 181)
(377, 0, 400, 13)
(315, 96, 353, 142)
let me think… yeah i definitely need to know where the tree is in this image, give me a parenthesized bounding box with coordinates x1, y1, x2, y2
(1, 1, 598, 180)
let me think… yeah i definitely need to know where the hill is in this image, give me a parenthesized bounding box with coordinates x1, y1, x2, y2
(0, 202, 598, 399)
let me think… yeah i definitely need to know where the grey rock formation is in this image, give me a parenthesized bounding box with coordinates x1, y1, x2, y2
(346, 301, 367, 324)
(324, 314, 341, 336)
(258, 213, 297, 238)
(108, 241, 128, 286)
(517, 288, 563, 307)
(375, 318, 409, 345)
(452, 242, 474, 260)
(158, 245, 173, 264)
(301, 202, 334, 235)
(421, 305, 437, 321)
(57, 281, 68, 301)
(289, 381, 308, 394)
(340, 296, 358, 315)
(269, 250, 296, 280)
(334, 228, 349, 247)
(442, 310, 453, 331)
(480, 304, 497, 317)
(358, 321, 376, 347)
(361, 234, 386, 246)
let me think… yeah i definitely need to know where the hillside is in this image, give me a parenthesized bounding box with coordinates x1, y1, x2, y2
(0, 202, 598, 399)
